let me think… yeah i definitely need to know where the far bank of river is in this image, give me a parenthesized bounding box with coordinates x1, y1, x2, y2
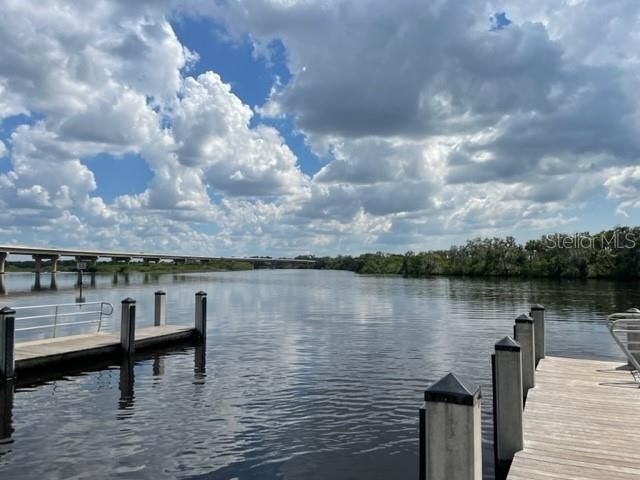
(4, 259, 254, 274)
(0, 270, 637, 479)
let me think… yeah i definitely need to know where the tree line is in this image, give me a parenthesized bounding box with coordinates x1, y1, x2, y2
(306, 226, 640, 279)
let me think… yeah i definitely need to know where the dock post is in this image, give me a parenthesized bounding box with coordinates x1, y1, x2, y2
(420, 372, 482, 480)
(514, 314, 535, 400)
(154, 291, 166, 326)
(194, 343, 206, 381)
(195, 291, 207, 340)
(530, 304, 545, 366)
(118, 357, 135, 410)
(492, 336, 523, 476)
(0, 307, 15, 380)
(0, 379, 13, 440)
(120, 298, 136, 355)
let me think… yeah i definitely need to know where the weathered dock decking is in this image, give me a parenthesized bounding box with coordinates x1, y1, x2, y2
(508, 356, 640, 480)
(15, 325, 196, 370)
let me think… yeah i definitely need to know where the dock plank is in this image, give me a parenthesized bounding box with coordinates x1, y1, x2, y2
(507, 356, 640, 480)
(15, 325, 196, 370)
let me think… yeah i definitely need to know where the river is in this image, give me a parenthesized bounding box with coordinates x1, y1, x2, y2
(0, 270, 637, 479)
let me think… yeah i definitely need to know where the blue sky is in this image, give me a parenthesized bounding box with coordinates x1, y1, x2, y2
(172, 17, 322, 177)
(0, 1, 638, 255)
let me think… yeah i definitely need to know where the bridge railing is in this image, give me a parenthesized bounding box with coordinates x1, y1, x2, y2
(12, 301, 114, 338)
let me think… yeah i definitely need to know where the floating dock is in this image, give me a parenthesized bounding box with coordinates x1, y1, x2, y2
(507, 356, 640, 480)
(15, 325, 196, 371)
(0, 292, 208, 379)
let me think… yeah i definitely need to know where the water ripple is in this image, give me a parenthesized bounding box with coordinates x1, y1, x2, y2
(0, 271, 637, 479)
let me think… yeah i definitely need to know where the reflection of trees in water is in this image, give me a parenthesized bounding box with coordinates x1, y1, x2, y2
(442, 276, 640, 320)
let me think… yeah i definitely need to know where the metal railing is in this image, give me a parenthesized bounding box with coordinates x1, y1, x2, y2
(607, 311, 640, 374)
(12, 301, 114, 337)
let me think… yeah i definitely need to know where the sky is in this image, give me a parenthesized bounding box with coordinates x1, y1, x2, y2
(0, 0, 639, 256)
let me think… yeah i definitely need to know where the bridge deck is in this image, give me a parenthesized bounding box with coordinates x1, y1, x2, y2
(507, 356, 640, 480)
(15, 325, 195, 370)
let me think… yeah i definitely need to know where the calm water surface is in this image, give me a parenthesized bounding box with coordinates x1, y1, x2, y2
(0, 270, 637, 479)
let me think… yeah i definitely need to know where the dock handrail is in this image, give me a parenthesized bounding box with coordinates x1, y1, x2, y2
(607, 310, 640, 373)
(12, 301, 114, 337)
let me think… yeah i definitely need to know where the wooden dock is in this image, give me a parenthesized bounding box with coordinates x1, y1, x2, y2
(14, 325, 196, 371)
(507, 356, 640, 480)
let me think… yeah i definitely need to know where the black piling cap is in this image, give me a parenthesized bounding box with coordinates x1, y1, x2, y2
(495, 336, 520, 352)
(196, 291, 207, 296)
(424, 372, 481, 406)
(155, 290, 166, 295)
(122, 297, 136, 304)
(530, 304, 545, 311)
(515, 313, 533, 324)
(0, 306, 16, 315)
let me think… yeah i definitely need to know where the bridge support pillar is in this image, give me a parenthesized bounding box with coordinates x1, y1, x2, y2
(32, 273, 41, 291)
(0, 252, 6, 275)
(32, 254, 42, 273)
(50, 255, 60, 273)
(0, 307, 16, 380)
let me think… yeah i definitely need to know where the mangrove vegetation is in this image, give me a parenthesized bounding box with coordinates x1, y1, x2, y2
(310, 226, 640, 279)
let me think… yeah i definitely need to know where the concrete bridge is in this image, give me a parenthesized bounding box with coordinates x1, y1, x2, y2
(0, 244, 314, 274)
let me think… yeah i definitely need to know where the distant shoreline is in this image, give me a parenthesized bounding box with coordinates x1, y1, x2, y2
(3, 260, 253, 274)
